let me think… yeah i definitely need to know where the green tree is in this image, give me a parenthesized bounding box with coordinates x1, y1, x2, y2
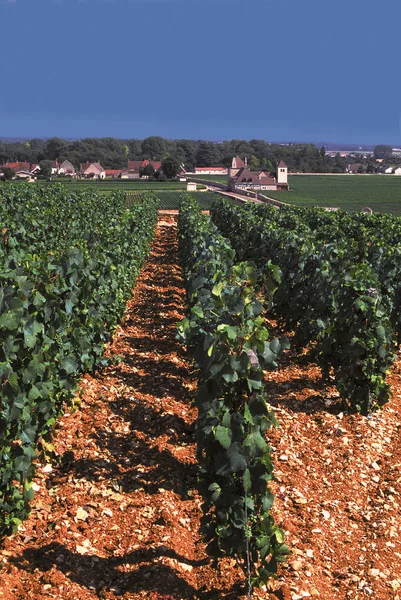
(45, 137, 67, 161)
(196, 142, 220, 167)
(1, 167, 14, 181)
(39, 160, 53, 179)
(142, 136, 166, 160)
(250, 154, 261, 170)
(161, 156, 181, 179)
(140, 163, 155, 178)
(374, 145, 392, 159)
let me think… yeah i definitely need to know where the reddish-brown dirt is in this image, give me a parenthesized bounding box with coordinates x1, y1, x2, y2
(1, 216, 401, 600)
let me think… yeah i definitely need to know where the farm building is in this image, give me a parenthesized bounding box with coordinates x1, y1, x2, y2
(228, 160, 288, 192)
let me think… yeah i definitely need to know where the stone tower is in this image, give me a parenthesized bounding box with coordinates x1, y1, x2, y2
(277, 160, 288, 185)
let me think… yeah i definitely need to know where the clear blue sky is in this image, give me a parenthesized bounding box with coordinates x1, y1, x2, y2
(1, 0, 400, 145)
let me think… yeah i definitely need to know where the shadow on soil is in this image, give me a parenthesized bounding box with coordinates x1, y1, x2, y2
(50, 394, 197, 497)
(49, 223, 198, 498)
(10, 542, 245, 599)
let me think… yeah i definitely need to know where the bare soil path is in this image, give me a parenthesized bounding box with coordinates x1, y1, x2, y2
(1, 217, 401, 600)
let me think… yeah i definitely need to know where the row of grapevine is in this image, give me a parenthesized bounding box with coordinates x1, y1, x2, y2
(211, 199, 397, 413)
(126, 190, 229, 210)
(0, 185, 158, 536)
(177, 196, 290, 591)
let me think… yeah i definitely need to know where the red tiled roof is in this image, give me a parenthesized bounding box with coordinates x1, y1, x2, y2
(232, 168, 276, 186)
(278, 160, 287, 168)
(80, 162, 104, 173)
(127, 160, 161, 171)
(105, 170, 122, 175)
(127, 160, 143, 171)
(232, 156, 245, 169)
(195, 167, 227, 172)
(2, 161, 30, 171)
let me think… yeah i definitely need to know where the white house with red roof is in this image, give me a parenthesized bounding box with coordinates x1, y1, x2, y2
(58, 160, 76, 177)
(80, 162, 105, 179)
(105, 169, 123, 178)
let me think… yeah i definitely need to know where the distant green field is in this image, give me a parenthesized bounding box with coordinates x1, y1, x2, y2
(266, 175, 401, 216)
(188, 174, 228, 184)
(35, 179, 195, 191)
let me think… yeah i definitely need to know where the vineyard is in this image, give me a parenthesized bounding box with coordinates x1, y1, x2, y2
(1, 188, 401, 599)
(267, 175, 401, 215)
(0, 185, 158, 536)
(126, 190, 220, 210)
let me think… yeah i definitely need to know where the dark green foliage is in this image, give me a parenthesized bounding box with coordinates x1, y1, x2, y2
(0, 185, 158, 536)
(126, 191, 237, 211)
(177, 196, 289, 591)
(161, 157, 181, 179)
(211, 199, 398, 413)
(1, 168, 14, 181)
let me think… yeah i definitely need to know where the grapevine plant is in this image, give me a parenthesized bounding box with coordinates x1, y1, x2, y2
(0, 186, 158, 536)
(177, 196, 290, 591)
(211, 199, 397, 413)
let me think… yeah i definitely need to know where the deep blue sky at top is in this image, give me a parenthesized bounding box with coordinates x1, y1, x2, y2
(1, 0, 400, 144)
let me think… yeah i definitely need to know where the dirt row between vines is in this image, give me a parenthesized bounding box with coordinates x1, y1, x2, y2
(1, 216, 401, 600)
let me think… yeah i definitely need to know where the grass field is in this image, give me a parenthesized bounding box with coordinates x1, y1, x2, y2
(34, 179, 200, 191)
(187, 174, 228, 184)
(266, 175, 401, 216)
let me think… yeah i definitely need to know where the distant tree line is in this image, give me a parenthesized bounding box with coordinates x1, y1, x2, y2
(0, 136, 396, 174)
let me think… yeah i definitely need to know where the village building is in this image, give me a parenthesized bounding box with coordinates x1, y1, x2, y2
(120, 169, 140, 180)
(394, 167, 401, 176)
(80, 162, 105, 179)
(1, 161, 31, 172)
(105, 169, 123, 178)
(15, 170, 36, 182)
(58, 160, 76, 176)
(230, 155, 246, 175)
(347, 163, 364, 174)
(194, 166, 228, 175)
(125, 159, 162, 177)
(51, 161, 60, 175)
(228, 159, 288, 192)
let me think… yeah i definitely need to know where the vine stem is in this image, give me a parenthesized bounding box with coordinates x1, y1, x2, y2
(244, 490, 252, 599)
